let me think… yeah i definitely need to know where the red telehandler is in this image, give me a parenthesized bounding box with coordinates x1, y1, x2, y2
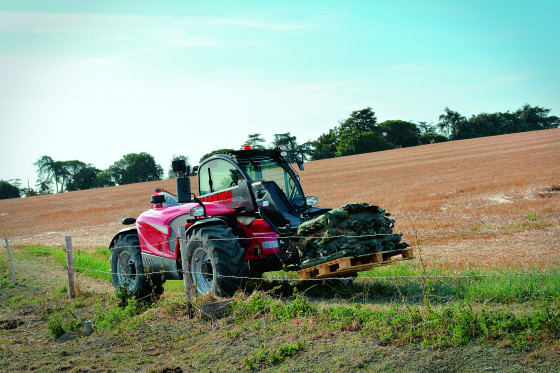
(109, 147, 412, 298)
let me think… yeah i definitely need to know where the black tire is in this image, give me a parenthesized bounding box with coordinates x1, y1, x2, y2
(110, 233, 155, 300)
(185, 225, 247, 296)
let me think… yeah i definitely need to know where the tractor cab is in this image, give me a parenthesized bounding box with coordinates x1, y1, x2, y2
(195, 148, 326, 233)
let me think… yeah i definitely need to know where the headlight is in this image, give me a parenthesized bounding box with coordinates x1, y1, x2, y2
(280, 151, 288, 157)
(306, 196, 318, 206)
(190, 206, 205, 217)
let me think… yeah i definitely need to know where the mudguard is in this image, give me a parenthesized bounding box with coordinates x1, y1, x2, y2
(185, 217, 229, 236)
(109, 227, 138, 249)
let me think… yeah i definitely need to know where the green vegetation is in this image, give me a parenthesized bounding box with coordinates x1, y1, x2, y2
(32, 151, 163, 194)
(3, 247, 559, 351)
(94, 296, 151, 331)
(255, 261, 560, 305)
(230, 289, 559, 351)
(23, 246, 111, 281)
(1, 247, 559, 372)
(34, 155, 115, 194)
(5, 104, 554, 198)
(47, 309, 82, 338)
(0, 179, 22, 199)
(313, 104, 559, 159)
(438, 104, 559, 141)
(108, 152, 163, 185)
(245, 342, 305, 370)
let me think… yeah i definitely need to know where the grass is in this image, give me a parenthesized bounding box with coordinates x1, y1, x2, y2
(7, 245, 560, 306)
(2, 249, 559, 372)
(252, 260, 560, 305)
(245, 342, 305, 370)
(22, 245, 112, 281)
(230, 291, 560, 350)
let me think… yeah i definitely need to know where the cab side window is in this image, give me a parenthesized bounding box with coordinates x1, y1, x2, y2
(198, 163, 212, 195)
(198, 159, 244, 196)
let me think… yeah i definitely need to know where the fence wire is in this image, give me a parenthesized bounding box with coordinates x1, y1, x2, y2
(5, 212, 560, 254)
(6, 257, 560, 282)
(2, 212, 559, 283)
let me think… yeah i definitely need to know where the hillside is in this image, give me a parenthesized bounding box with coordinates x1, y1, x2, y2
(1, 129, 559, 269)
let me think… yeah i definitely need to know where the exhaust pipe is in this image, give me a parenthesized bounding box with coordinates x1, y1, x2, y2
(172, 160, 192, 203)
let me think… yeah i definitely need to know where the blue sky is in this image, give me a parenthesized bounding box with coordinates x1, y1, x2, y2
(1, 0, 559, 187)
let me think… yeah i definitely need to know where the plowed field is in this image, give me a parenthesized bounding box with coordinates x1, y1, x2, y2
(1, 129, 559, 269)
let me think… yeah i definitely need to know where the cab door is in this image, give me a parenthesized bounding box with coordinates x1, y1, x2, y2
(198, 157, 257, 218)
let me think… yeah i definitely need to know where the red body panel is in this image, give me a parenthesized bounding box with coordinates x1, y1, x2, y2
(136, 195, 284, 264)
(136, 202, 236, 260)
(243, 219, 280, 260)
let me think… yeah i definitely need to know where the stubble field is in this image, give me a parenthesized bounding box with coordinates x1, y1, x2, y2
(1, 128, 559, 269)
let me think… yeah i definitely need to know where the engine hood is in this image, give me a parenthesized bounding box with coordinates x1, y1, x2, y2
(137, 202, 235, 232)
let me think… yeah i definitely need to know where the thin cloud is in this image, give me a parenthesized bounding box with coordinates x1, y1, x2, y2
(0, 10, 307, 46)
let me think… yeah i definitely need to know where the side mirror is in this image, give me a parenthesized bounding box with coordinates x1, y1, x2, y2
(295, 155, 304, 171)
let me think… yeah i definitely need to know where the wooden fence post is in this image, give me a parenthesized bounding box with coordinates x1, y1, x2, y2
(5, 238, 16, 285)
(179, 226, 193, 318)
(65, 236, 76, 299)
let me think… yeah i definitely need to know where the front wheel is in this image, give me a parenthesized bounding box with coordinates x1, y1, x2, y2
(185, 225, 247, 296)
(110, 233, 156, 300)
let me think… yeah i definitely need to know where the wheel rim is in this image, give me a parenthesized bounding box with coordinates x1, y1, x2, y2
(190, 246, 213, 294)
(116, 251, 137, 291)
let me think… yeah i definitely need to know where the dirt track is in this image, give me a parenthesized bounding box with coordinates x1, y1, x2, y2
(1, 129, 559, 269)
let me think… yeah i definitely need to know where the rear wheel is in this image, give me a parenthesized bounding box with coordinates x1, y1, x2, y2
(110, 233, 156, 300)
(185, 225, 247, 296)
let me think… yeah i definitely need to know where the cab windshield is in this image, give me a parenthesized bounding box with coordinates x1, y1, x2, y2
(236, 154, 304, 204)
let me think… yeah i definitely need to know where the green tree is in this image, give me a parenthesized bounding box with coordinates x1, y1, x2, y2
(0, 179, 21, 199)
(34, 155, 58, 193)
(416, 121, 438, 135)
(65, 162, 101, 191)
(35, 157, 107, 192)
(514, 104, 560, 131)
(465, 112, 503, 138)
(34, 156, 79, 193)
(378, 120, 421, 148)
(312, 107, 381, 160)
(297, 141, 314, 161)
(337, 130, 394, 157)
(419, 132, 448, 144)
(93, 171, 115, 188)
(312, 127, 339, 160)
(438, 107, 468, 140)
(271, 133, 312, 162)
(271, 132, 298, 150)
(168, 154, 190, 179)
(199, 149, 235, 163)
(339, 107, 378, 134)
(108, 153, 163, 185)
(243, 133, 266, 149)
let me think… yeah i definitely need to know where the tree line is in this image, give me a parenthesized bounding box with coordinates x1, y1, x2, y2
(1, 104, 557, 199)
(312, 104, 558, 160)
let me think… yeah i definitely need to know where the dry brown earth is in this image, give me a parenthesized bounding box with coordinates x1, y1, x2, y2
(1, 129, 559, 270)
